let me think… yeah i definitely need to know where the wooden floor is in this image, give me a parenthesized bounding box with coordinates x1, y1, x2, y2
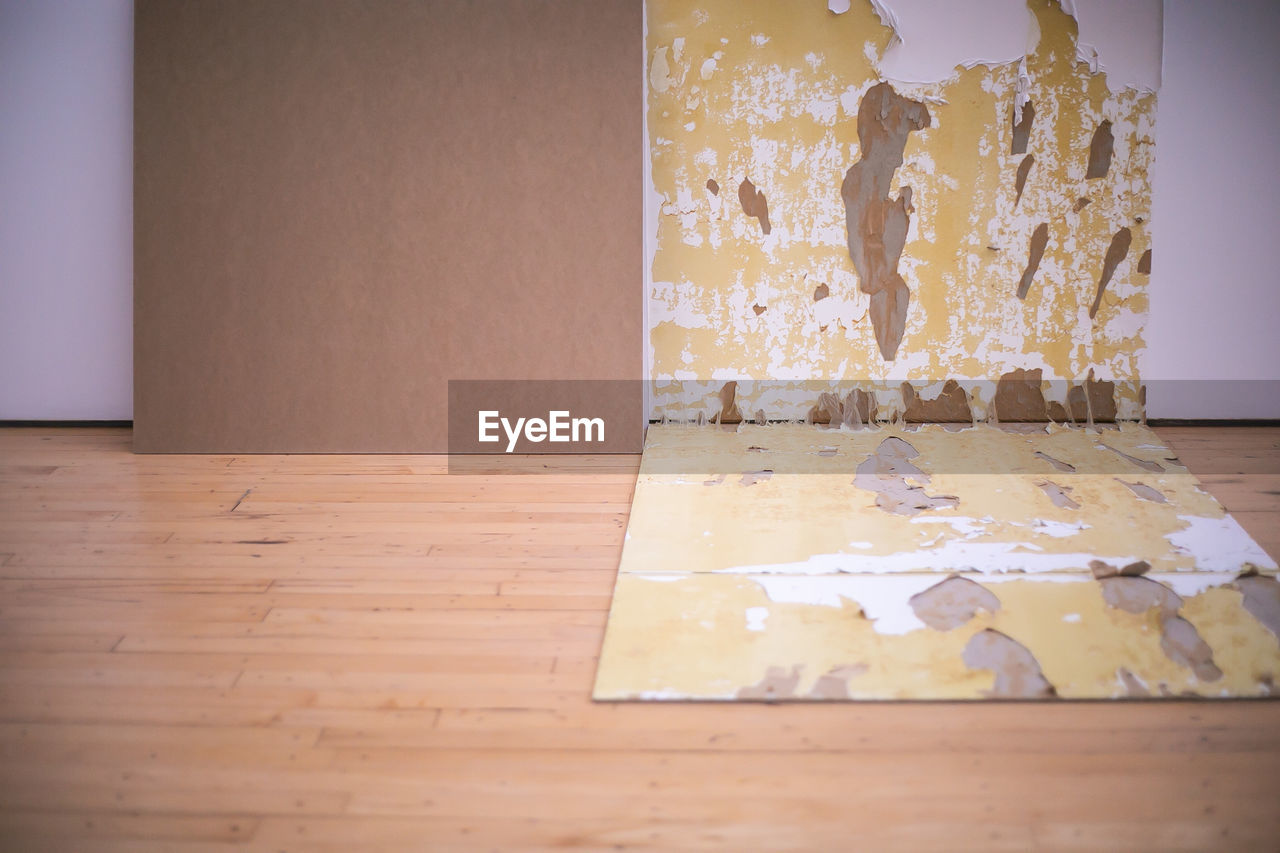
(0, 426, 1278, 852)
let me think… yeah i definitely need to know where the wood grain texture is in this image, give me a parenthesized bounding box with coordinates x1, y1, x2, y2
(133, 0, 642, 452)
(1, 426, 1278, 851)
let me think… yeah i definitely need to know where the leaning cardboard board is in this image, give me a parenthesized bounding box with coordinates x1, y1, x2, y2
(134, 0, 641, 452)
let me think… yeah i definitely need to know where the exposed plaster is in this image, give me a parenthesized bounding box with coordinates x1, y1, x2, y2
(1013, 154, 1035, 206)
(963, 629, 1056, 698)
(1015, 221, 1049, 299)
(1137, 248, 1152, 275)
(841, 82, 931, 361)
(853, 435, 959, 515)
(901, 379, 972, 423)
(737, 177, 772, 234)
(1089, 226, 1133, 319)
(1011, 98, 1036, 154)
(1085, 119, 1114, 179)
(1038, 480, 1080, 509)
(1235, 574, 1280, 640)
(910, 575, 1002, 630)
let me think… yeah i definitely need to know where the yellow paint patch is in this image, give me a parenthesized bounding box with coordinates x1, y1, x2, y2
(594, 424, 1279, 700)
(646, 0, 1156, 418)
(627, 424, 1252, 576)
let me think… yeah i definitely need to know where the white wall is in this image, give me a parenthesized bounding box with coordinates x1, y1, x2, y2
(1146, 0, 1280, 418)
(871, 0, 1164, 92)
(0, 1, 1275, 420)
(0, 0, 133, 420)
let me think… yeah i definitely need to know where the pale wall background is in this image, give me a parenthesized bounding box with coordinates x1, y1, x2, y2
(1, 0, 1276, 420)
(0, 0, 133, 420)
(1144, 0, 1280, 417)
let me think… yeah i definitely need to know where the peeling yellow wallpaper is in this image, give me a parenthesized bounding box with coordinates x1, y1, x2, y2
(646, 0, 1155, 420)
(594, 424, 1280, 701)
(612, 6, 1280, 702)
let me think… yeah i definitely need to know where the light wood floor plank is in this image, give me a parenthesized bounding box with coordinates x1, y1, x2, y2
(0, 425, 1277, 850)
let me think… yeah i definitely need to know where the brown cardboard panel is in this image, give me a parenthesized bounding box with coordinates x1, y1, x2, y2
(135, 0, 642, 452)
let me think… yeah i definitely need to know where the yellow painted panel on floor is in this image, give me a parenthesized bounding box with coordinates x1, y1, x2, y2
(595, 424, 1279, 701)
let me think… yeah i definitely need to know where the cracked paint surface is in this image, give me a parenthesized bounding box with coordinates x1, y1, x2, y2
(645, 0, 1156, 420)
(594, 424, 1280, 700)
(611, 0, 1264, 703)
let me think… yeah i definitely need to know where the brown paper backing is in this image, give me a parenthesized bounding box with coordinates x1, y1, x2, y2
(134, 0, 642, 452)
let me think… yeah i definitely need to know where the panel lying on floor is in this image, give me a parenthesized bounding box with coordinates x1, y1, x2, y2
(594, 424, 1280, 700)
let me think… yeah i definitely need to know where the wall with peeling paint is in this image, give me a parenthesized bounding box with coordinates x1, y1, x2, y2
(644, 0, 1160, 421)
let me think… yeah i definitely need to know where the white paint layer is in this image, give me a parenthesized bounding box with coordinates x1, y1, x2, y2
(871, 0, 1161, 93)
(873, 0, 1030, 85)
(744, 606, 769, 631)
(746, 569, 1255, 637)
(1165, 515, 1278, 572)
(634, 572, 687, 583)
(1067, 0, 1163, 92)
(716, 542, 1143, 576)
(1152, 571, 1244, 599)
(750, 574, 943, 634)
